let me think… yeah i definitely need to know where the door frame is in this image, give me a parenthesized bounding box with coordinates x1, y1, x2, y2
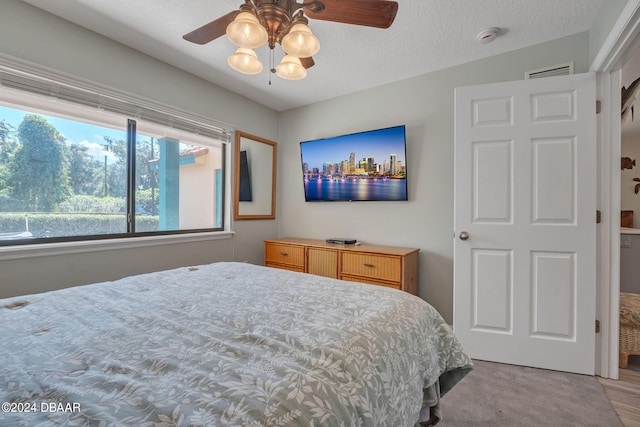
(592, 0, 640, 379)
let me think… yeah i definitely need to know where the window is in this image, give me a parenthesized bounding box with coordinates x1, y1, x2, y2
(0, 66, 230, 246)
(135, 120, 225, 233)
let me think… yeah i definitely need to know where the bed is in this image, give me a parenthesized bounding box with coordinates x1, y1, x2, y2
(0, 262, 472, 426)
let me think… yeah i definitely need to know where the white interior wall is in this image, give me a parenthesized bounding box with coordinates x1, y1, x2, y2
(589, 0, 629, 65)
(277, 33, 591, 323)
(620, 135, 640, 294)
(621, 134, 640, 226)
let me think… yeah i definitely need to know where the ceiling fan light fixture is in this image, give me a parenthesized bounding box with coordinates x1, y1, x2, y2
(227, 47, 263, 75)
(226, 12, 268, 49)
(281, 23, 320, 58)
(275, 55, 307, 80)
(184, 0, 401, 82)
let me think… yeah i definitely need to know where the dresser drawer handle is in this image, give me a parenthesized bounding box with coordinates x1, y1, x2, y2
(280, 251, 288, 256)
(363, 263, 375, 268)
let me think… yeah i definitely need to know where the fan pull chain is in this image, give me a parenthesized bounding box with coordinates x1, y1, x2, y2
(269, 49, 275, 85)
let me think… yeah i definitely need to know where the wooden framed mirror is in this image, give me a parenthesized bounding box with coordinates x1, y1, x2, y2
(234, 131, 277, 220)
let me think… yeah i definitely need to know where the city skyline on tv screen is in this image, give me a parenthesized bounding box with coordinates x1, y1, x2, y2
(300, 125, 407, 201)
(300, 125, 406, 174)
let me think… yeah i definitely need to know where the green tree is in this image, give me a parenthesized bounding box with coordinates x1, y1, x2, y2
(9, 114, 71, 211)
(102, 136, 127, 198)
(0, 119, 17, 163)
(0, 119, 18, 211)
(135, 137, 158, 212)
(68, 143, 102, 195)
(0, 120, 18, 182)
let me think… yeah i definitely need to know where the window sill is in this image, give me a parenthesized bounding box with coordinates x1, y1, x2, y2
(0, 231, 234, 261)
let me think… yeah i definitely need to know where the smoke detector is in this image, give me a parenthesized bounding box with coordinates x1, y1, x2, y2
(476, 27, 500, 44)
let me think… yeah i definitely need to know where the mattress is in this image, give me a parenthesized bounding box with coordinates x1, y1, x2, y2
(0, 262, 472, 426)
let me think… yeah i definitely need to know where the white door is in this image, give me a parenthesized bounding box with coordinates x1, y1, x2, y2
(453, 73, 597, 375)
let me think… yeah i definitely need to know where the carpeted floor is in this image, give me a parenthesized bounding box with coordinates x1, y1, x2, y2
(438, 360, 623, 426)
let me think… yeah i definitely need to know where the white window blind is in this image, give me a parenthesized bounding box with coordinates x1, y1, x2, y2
(0, 55, 233, 143)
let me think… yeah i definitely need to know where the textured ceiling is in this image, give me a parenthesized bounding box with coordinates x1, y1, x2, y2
(22, 0, 605, 112)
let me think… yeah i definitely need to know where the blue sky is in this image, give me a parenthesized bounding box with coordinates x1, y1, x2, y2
(300, 125, 407, 170)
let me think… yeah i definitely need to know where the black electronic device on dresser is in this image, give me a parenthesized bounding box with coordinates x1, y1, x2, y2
(325, 238, 357, 244)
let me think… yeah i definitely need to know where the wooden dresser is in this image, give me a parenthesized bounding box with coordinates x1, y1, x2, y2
(264, 238, 419, 295)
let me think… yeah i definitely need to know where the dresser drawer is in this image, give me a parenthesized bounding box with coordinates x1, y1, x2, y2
(340, 252, 402, 283)
(341, 274, 401, 290)
(265, 262, 304, 273)
(265, 242, 305, 268)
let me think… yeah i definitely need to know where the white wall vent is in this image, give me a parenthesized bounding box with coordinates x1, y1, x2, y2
(525, 62, 574, 79)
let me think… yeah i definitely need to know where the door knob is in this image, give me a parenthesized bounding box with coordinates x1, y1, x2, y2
(459, 231, 470, 241)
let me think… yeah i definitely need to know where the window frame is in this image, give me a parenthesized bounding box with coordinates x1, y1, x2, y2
(0, 54, 233, 250)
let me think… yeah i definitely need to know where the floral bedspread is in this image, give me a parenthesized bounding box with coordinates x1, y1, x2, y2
(0, 262, 471, 426)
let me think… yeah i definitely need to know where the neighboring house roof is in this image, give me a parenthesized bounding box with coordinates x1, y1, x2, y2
(148, 146, 209, 167)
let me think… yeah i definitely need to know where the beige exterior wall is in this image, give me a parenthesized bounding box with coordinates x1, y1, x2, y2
(179, 151, 220, 230)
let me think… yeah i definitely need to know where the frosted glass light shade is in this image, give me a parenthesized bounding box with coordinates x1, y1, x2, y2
(227, 48, 263, 75)
(275, 55, 307, 80)
(226, 12, 268, 49)
(281, 23, 320, 58)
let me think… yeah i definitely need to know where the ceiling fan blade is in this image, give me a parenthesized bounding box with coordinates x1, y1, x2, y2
(183, 10, 240, 45)
(300, 57, 315, 69)
(303, 0, 398, 29)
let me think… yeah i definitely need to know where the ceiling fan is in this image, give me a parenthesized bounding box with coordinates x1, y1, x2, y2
(183, 0, 399, 81)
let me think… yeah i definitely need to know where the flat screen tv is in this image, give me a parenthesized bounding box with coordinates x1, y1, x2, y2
(300, 125, 408, 202)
